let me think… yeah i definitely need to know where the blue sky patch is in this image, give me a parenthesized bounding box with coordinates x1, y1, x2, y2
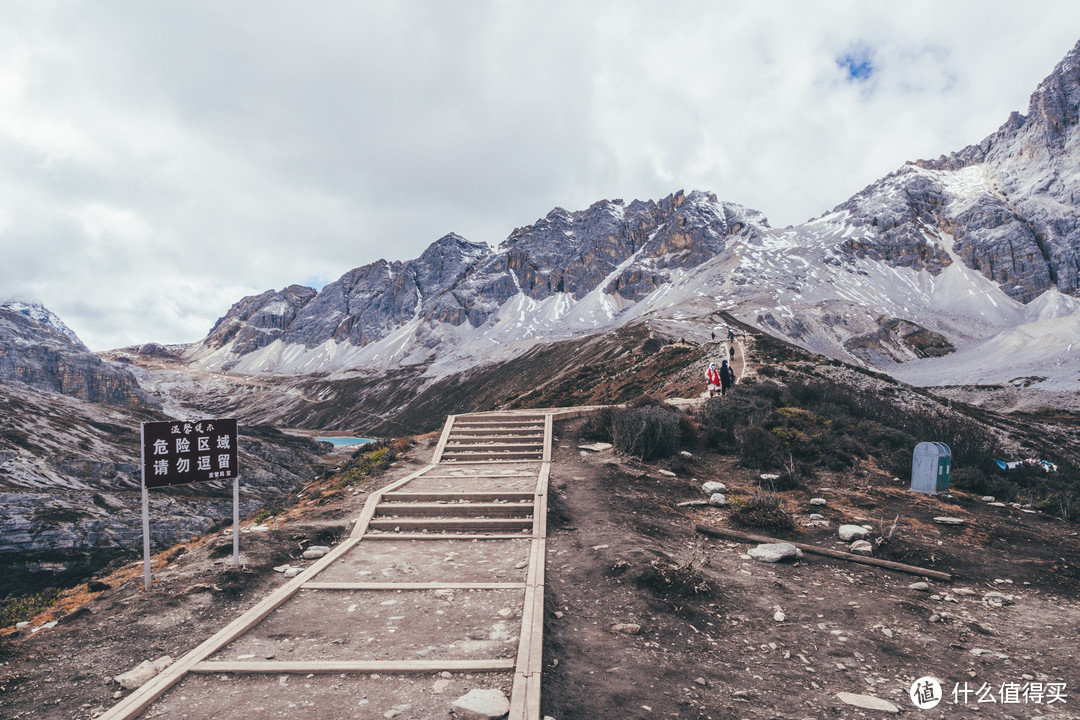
(837, 46, 875, 82)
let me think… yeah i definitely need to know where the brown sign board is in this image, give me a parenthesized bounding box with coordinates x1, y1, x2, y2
(141, 418, 238, 489)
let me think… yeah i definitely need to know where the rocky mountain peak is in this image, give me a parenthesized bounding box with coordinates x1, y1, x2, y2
(0, 302, 158, 408)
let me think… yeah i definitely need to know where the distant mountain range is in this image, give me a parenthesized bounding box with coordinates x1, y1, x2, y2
(161, 39, 1080, 392)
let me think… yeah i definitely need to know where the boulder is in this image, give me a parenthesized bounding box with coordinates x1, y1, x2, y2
(701, 481, 727, 495)
(451, 688, 511, 719)
(302, 545, 331, 559)
(849, 540, 873, 556)
(747, 542, 799, 563)
(838, 524, 870, 541)
(708, 493, 727, 507)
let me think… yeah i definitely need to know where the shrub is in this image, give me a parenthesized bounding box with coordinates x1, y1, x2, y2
(735, 426, 781, 470)
(609, 406, 683, 461)
(579, 407, 616, 442)
(0, 588, 60, 628)
(729, 490, 794, 532)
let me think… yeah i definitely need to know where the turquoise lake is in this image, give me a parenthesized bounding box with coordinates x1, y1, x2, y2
(316, 437, 374, 447)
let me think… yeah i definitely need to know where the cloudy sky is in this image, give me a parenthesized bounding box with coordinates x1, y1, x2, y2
(3, 1, 1080, 350)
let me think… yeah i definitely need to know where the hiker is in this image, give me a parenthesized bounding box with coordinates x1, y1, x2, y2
(727, 328, 734, 343)
(729, 345, 735, 361)
(706, 362, 722, 397)
(720, 359, 734, 395)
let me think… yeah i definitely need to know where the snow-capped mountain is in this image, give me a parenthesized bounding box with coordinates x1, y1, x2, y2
(174, 39, 1080, 392)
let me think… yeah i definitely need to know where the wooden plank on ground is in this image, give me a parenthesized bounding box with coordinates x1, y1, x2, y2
(382, 491, 534, 502)
(190, 659, 517, 674)
(367, 518, 533, 531)
(430, 415, 457, 465)
(301, 581, 527, 591)
(694, 524, 953, 581)
(374, 502, 534, 517)
(361, 533, 532, 541)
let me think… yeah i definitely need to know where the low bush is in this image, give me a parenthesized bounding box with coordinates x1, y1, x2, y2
(609, 405, 683, 461)
(0, 588, 60, 628)
(729, 490, 795, 532)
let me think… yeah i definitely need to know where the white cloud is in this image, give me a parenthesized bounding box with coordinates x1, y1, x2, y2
(1, 0, 1079, 349)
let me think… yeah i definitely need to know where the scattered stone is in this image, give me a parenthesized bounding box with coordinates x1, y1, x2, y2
(773, 606, 786, 622)
(591, 544, 609, 550)
(708, 493, 727, 507)
(273, 564, 290, 573)
(15, 621, 29, 629)
(701, 481, 726, 495)
(983, 591, 1014, 608)
(610, 623, 641, 635)
(928, 614, 941, 623)
(988, 502, 1007, 507)
(497, 608, 514, 618)
(302, 545, 331, 559)
(514, 561, 528, 569)
(760, 473, 780, 481)
(283, 568, 301, 578)
(981, 496, 995, 502)
(953, 587, 978, 596)
(747, 542, 799, 563)
(694, 677, 707, 686)
(835, 692, 899, 713)
(451, 688, 511, 719)
(908, 582, 930, 591)
(433, 678, 450, 694)
(679, 451, 693, 458)
(849, 540, 873, 556)
(933, 517, 965, 525)
(809, 513, 824, 521)
(578, 442, 613, 452)
(838, 525, 870, 541)
(809, 498, 827, 506)
(658, 469, 677, 477)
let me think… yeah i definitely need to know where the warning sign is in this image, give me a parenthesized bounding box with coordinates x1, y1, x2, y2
(141, 419, 238, 489)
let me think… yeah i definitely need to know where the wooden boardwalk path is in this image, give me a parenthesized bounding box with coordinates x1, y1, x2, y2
(99, 408, 595, 720)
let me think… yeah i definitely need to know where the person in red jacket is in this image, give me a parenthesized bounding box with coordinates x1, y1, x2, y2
(706, 362, 722, 397)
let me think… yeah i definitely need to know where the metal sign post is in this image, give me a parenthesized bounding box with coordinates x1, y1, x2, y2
(139, 418, 240, 589)
(233, 476, 240, 567)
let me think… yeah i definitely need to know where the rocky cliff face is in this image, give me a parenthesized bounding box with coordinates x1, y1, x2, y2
(907, 38, 1080, 301)
(0, 302, 158, 409)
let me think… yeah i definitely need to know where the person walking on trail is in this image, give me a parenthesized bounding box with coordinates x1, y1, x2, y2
(720, 358, 735, 395)
(729, 345, 735, 361)
(706, 362, 722, 397)
(727, 328, 735, 343)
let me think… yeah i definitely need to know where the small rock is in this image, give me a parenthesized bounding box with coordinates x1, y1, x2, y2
(302, 545, 331, 559)
(610, 623, 641, 635)
(988, 501, 1007, 507)
(114, 660, 159, 690)
(808, 513, 824, 521)
(578, 442, 613, 452)
(835, 692, 899, 713)
(809, 498, 827, 506)
(433, 678, 450, 694)
(273, 565, 290, 573)
(747, 542, 799, 563)
(694, 677, 707, 686)
(981, 496, 995, 502)
(928, 614, 941, 623)
(451, 688, 511, 719)
(838, 525, 870, 541)
(701, 481, 726, 495)
(658, 469, 677, 477)
(514, 561, 528, 569)
(933, 517, 965, 525)
(849, 540, 873, 556)
(679, 451, 693, 458)
(283, 568, 301, 578)
(773, 606, 786, 622)
(708, 493, 727, 507)
(760, 473, 780, 481)
(908, 582, 930, 591)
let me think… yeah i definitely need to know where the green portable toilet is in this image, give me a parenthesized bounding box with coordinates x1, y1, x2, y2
(911, 442, 951, 495)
